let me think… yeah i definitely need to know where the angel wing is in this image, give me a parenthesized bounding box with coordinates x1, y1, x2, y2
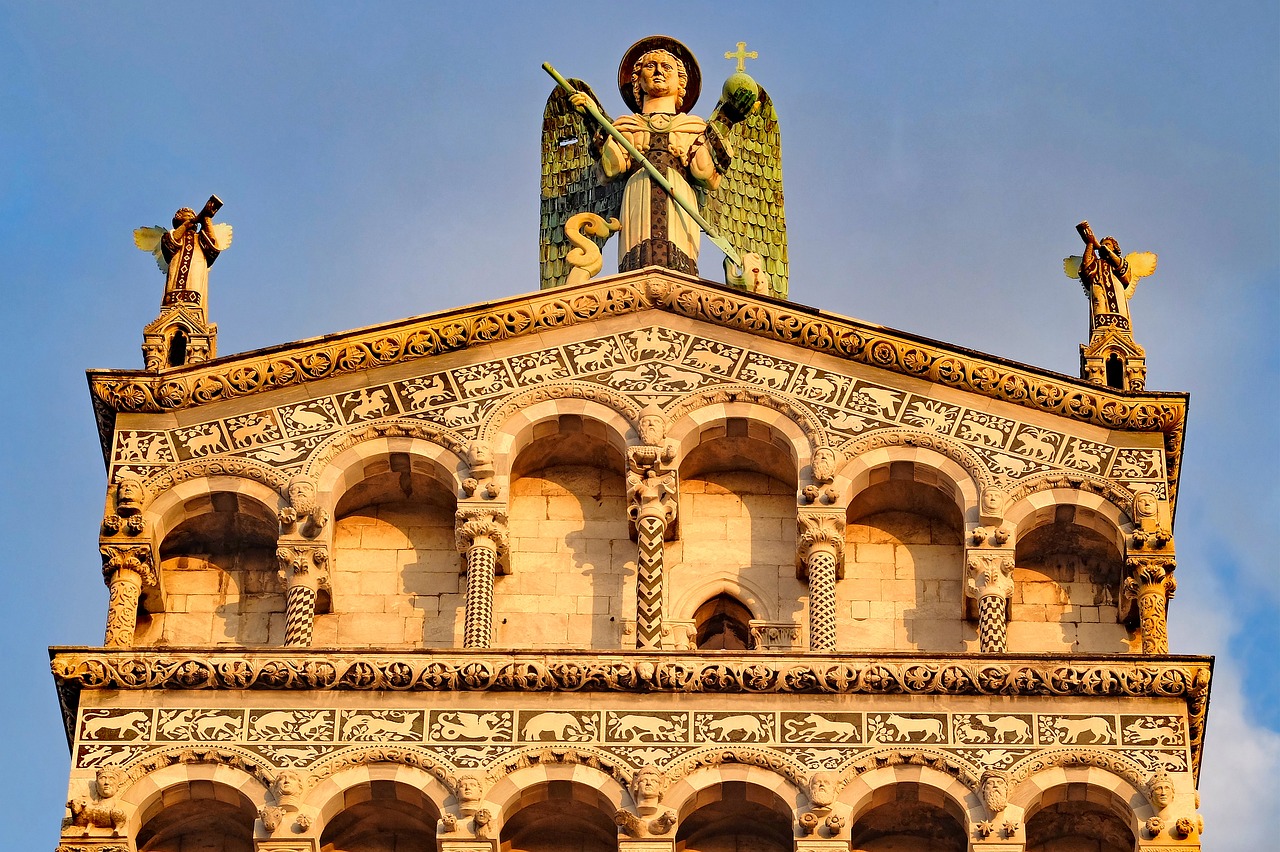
(133, 225, 168, 272)
(206, 222, 233, 251)
(1063, 255, 1083, 280)
(706, 86, 788, 299)
(540, 80, 623, 290)
(1126, 251, 1157, 281)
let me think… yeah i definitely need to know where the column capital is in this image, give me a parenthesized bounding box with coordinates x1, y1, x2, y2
(275, 544, 330, 590)
(99, 543, 156, 587)
(796, 510, 846, 577)
(455, 508, 509, 556)
(966, 550, 1016, 600)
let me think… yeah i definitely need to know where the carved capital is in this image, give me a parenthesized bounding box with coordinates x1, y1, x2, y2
(796, 512, 846, 575)
(275, 545, 330, 589)
(1125, 556, 1177, 594)
(99, 544, 156, 587)
(966, 552, 1015, 600)
(627, 464, 678, 528)
(455, 509, 509, 556)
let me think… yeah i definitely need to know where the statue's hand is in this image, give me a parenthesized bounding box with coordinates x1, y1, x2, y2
(569, 92, 591, 113)
(668, 141, 688, 162)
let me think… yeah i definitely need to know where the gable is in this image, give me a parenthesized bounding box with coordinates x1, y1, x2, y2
(92, 269, 1187, 507)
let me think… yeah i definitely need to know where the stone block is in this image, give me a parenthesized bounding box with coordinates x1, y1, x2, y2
(1021, 582, 1068, 606)
(1076, 622, 1131, 652)
(1007, 620, 1073, 652)
(359, 523, 414, 550)
(857, 543, 895, 564)
(337, 612, 408, 644)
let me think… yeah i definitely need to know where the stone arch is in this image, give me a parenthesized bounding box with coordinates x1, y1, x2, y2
(838, 764, 979, 846)
(481, 383, 639, 476)
(142, 472, 284, 546)
(670, 572, 779, 624)
(1008, 750, 1153, 815)
(666, 760, 806, 813)
(663, 385, 817, 477)
(308, 764, 449, 847)
(1010, 763, 1147, 851)
(306, 745, 455, 792)
(834, 430, 988, 522)
(1005, 471, 1136, 521)
(666, 763, 801, 852)
(1006, 487, 1135, 553)
(486, 762, 628, 850)
(309, 421, 469, 506)
(118, 761, 266, 847)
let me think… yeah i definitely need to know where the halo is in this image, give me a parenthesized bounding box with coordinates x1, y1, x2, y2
(617, 35, 701, 114)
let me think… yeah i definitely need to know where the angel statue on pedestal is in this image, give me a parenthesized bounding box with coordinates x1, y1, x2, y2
(541, 36, 788, 299)
(133, 195, 233, 309)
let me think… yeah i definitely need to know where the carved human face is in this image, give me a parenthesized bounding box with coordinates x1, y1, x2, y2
(115, 478, 143, 512)
(1135, 490, 1157, 520)
(1150, 778, 1175, 810)
(95, 768, 121, 799)
(287, 478, 317, 514)
(632, 768, 665, 802)
(458, 775, 483, 801)
(274, 770, 303, 798)
(635, 51, 683, 103)
(639, 415, 664, 446)
(807, 771, 836, 808)
(980, 772, 1008, 814)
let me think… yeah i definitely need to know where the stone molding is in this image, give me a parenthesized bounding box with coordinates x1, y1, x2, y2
(51, 649, 1211, 775)
(88, 271, 1187, 499)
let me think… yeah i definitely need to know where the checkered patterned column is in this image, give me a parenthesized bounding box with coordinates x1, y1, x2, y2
(277, 545, 328, 648)
(463, 540, 498, 648)
(797, 512, 845, 652)
(966, 552, 1014, 653)
(456, 510, 509, 650)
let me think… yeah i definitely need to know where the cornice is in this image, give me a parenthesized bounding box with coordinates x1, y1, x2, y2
(86, 271, 1188, 503)
(50, 647, 1212, 780)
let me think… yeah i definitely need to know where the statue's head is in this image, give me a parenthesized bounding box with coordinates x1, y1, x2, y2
(631, 765, 668, 803)
(172, 207, 197, 228)
(114, 474, 145, 515)
(633, 49, 687, 110)
(286, 476, 317, 514)
(272, 769, 305, 801)
(456, 774, 484, 802)
(1101, 236, 1121, 254)
(806, 771, 837, 808)
(1148, 770, 1175, 810)
(979, 769, 1009, 815)
(618, 36, 701, 114)
(95, 767, 124, 799)
(1134, 489, 1158, 521)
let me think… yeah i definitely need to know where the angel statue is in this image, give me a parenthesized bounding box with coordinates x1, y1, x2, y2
(541, 36, 788, 298)
(1063, 220, 1157, 339)
(133, 195, 233, 306)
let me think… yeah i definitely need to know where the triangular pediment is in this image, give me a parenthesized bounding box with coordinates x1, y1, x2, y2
(91, 269, 1186, 506)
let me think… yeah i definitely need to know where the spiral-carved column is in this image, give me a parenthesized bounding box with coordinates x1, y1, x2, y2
(1125, 556, 1176, 654)
(455, 509, 509, 649)
(276, 545, 329, 647)
(797, 512, 845, 652)
(627, 461, 677, 649)
(966, 552, 1015, 653)
(100, 545, 156, 648)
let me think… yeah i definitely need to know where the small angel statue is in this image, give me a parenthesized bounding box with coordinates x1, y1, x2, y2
(541, 37, 788, 298)
(133, 195, 232, 306)
(1063, 220, 1157, 338)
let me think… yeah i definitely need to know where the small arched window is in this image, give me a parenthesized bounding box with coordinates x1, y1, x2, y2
(1105, 352, 1124, 389)
(695, 594, 755, 650)
(167, 326, 189, 367)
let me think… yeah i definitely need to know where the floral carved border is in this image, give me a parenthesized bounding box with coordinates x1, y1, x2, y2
(87, 272, 1187, 501)
(51, 650, 1211, 778)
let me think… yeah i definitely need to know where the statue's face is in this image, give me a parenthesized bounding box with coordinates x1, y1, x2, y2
(116, 479, 143, 506)
(95, 770, 120, 799)
(275, 771, 303, 797)
(634, 770, 663, 800)
(1151, 779, 1174, 809)
(637, 52, 680, 99)
(1135, 491, 1157, 518)
(807, 772, 836, 807)
(289, 480, 314, 502)
(458, 776, 483, 800)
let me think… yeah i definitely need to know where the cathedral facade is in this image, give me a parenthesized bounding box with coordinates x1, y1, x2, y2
(53, 35, 1207, 852)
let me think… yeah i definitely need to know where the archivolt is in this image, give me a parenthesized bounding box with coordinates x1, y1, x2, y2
(835, 428, 995, 494)
(304, 418, 469, 480)
(142, 457, 289, 507)
(1008, 747, 1151, 801)
(1004, 470, 1136, 521)
(663, 384, 826, 451)
(477, 382, 643, 446)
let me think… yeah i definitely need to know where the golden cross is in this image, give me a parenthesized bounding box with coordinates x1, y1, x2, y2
(724, 41, 758, 73)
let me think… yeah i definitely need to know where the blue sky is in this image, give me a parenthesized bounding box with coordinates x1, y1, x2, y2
(1, 2, 1276, 847)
